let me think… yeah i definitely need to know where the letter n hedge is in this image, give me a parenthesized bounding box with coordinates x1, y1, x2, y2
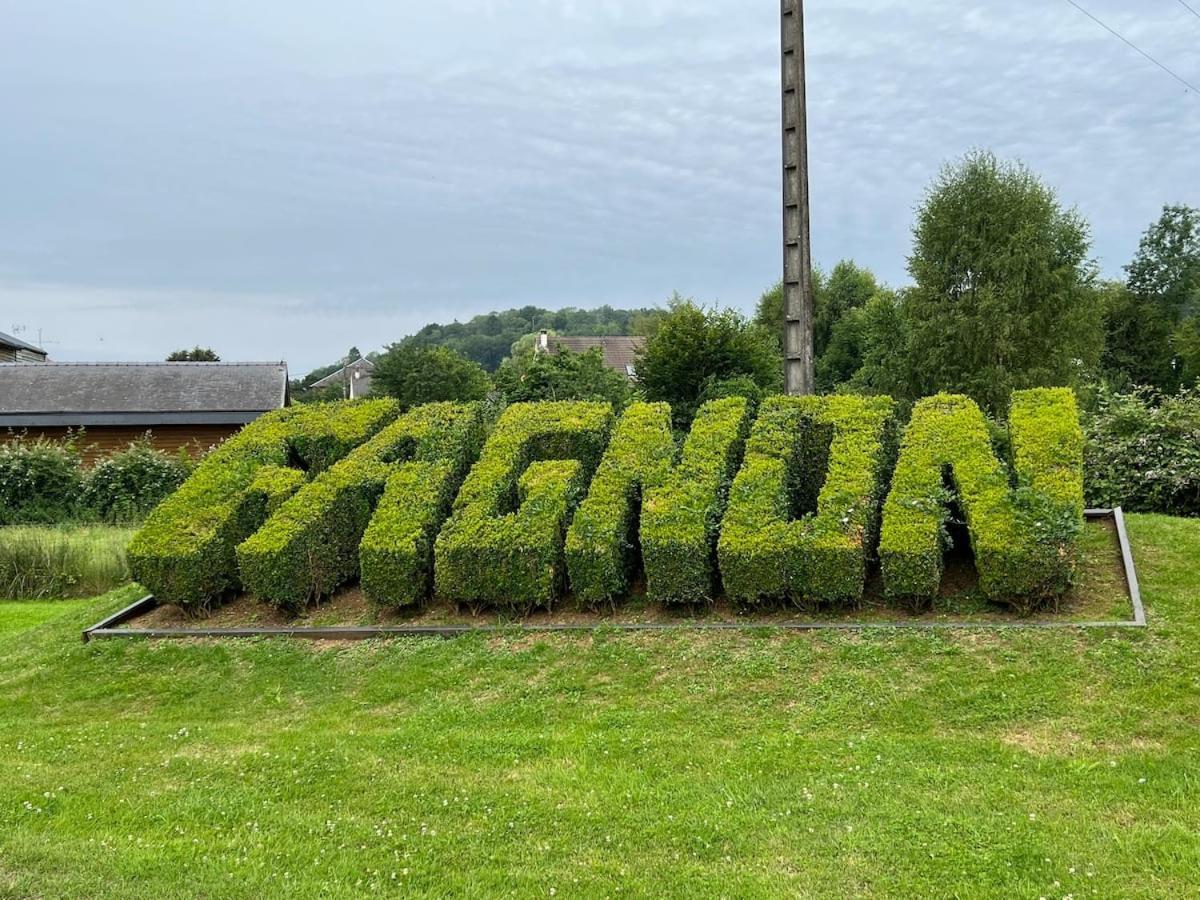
(878, 389, 1084, 611)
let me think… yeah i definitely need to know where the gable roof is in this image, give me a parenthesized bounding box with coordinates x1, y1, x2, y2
(309, 357, 376, 390)
(0, 331, 47, 355)
(545, 336, 645, 376)
(0, 362, 289, 427)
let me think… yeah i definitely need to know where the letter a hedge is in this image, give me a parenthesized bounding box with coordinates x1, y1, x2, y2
(128, 401, 397, 611)
(236, 402, 485, 610)
(879, 388, 1084, 610)
(434, 401, 614, 608)
(718, 395, 895, 605)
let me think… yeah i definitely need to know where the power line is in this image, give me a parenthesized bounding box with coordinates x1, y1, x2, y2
(1062, 0, 1199, 96)
(1176, 0, 1200, 23)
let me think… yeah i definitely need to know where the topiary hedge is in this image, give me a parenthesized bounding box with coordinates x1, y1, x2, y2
(564, 402, 677, 605)
(878, 389, 1084, 611)
(128, 401, 398, 611)
(638, 397, 752, 604)
(718, 394, 895, 606)
(236, 402, 485, 611)
(434, 401, 614, 608)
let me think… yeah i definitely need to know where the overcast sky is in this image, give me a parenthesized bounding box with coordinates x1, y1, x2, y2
(1, 0, 1197, 373)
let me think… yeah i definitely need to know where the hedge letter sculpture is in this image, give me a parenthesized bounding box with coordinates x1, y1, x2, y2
(236, 402, 485, 610)
(128, 401, 398, 611)
(879, 388, 1084, 611)
(434, 401, 614, 609)
(718, 394, 895, 606)
(567, 397, 752, 605)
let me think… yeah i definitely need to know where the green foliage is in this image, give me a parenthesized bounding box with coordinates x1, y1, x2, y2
(0, 435, 84, 525)
(1126, 204, 1200, 319)
(903, 151, 1103, 414)
(1103, 205, 1200, 392)
(434, 402, 614, 608)
(372, 345, 491, 409)
(718, 395, 895, 606)
(128, 401, 398, 611)
(636, 297, 782, 427)
(564, 402, 677, 605)
(493, 346, 631, 409)
(237, 403, 484, 610)
(166, 347, 220, 362)
(1083, 385, 1200, 516)
(639, 397, 752, 604)
(879, 389, 1084, 612)
(404, 305, 661, 370)
(1098, 280, 1176, 391)
(80, 439, 191, 525)
(0, 526, 134, 600)
(755, 263, 887, 393)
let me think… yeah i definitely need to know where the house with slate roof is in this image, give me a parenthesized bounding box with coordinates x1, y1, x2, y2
(534, 331, 645, 379)
(309, 356, 376, 399)
(0, 331, 48, 363)
(0, 361, 289, 463)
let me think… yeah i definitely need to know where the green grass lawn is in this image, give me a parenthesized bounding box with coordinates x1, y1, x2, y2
(0, 513, 1197, 898)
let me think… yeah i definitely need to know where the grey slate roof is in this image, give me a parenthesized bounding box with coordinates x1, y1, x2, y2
(0, 331, 47, 355)
(544, 336, 645, 377)
(0, 362, 289, 427)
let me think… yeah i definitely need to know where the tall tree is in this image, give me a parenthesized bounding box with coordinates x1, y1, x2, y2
(904, 151, 1102, 413)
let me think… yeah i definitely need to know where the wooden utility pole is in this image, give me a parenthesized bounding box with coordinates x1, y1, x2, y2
(781, 0, 815, 395)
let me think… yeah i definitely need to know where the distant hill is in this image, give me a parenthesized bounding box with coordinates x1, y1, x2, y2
(400, 305, 662, 371)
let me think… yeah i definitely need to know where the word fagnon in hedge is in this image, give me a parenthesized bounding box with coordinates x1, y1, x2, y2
(130, 389, 1085, 613)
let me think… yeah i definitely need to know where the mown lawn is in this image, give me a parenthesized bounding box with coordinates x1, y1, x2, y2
(0, 514, 1197, 898)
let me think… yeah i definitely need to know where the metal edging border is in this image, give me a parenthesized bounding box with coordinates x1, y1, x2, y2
(83, 508, 1146, 642)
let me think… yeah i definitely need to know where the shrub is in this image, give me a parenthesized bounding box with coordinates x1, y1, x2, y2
(879, 389, 1084, 611)
(564, 402, 678, 605)
(1083, 386, 1200, 516)
(128, 401, 398, 611)
(434, 401, 614, 608)
(639, 397, 752, 604)
(237, 403, 485, 610)
(81, 438, 192, 524)
(0, 435, 84, 525)
(718, 395, 895, 606)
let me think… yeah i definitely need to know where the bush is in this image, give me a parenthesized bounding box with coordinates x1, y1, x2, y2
(237, 403, 485, 610)
(639, 397, 752, 604)
(718, 395, 895, 606)
(564, 402, 678, 605)
(0, 526, 135, 600)
(434, 401, 614, 608)
(636, 298, 783, 428)
(1083, 386, 1200, 516)
(372, 345, 492, 409)
(128, 401, 398, 611)
(0, 435, 84, 525)
(878, 389, 1084, 612)
(80, 438, 191, 524)
(493, 346, 632, 410)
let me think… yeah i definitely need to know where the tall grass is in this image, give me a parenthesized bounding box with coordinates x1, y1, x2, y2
(0, 527, 134, 600)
